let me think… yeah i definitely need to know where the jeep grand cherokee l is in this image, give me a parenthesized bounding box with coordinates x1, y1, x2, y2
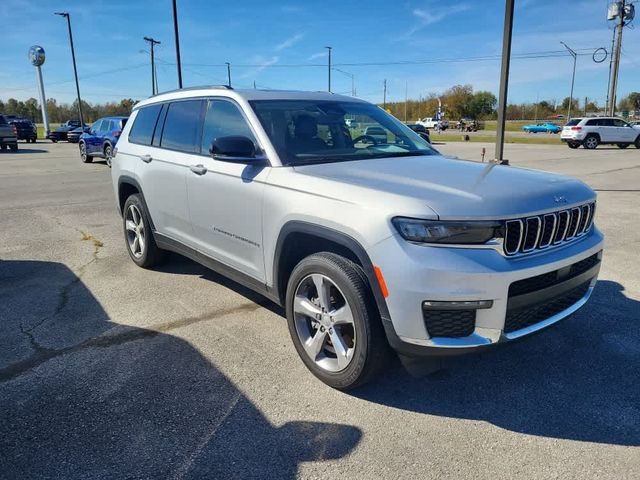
(112, 87, 604, 389)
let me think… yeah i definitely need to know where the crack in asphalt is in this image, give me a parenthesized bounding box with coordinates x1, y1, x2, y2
(1, 302, 262, 383)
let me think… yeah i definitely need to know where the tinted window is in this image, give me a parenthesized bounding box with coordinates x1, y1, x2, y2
(613, 119, 627, 127)
(129, 104, 162, 145)
(91, 120, 103, 133)
(586, 119, 599, 126)
(201, 100, 255, 153)
(565, 119, 582, 126)
(0, 116, 7, 125)
(99, 120, 111, 132)
(599, 119, 614, 127)
(161, 100, 203, 153)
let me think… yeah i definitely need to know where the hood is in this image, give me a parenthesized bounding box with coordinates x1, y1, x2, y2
(292, 155, 595, 219)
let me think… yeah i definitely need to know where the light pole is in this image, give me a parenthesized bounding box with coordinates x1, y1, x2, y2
(325, 46, 332, 93)
(172, 0, 183, 88)
(494, 0, 514, 165)
(333, 68, 355, 96)
(54, 12, 84, 127)
(225, 62, 231, 87)
(560, 41, 577, 120)
(144, 37, 161, 95)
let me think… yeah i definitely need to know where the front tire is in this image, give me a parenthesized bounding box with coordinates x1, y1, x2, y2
(285, 252, 388, 390)
(79, 141, 93, 163)
(122, 194, 164, 268)
(583, 135, 599, 149)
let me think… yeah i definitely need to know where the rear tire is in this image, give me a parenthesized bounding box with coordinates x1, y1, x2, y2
(103, 143, 113, 167)
(122, 194, 164, 268)
(583, 135, 599, 149)
(285, 252, 389, 390)
(635, 136, 640, 149)
(9, 144, 17, 152)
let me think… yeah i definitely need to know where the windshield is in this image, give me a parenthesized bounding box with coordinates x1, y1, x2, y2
(249, 100, 437, 165)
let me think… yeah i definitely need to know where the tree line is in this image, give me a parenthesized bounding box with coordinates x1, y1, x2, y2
(0, 97, 137, 124)
(2, 89, 639, 125)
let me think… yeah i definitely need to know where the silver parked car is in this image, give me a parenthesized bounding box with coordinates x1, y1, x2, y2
(112, 87, 604, 389)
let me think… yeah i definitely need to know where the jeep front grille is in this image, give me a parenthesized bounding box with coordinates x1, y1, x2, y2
(503, 202, 595, 256)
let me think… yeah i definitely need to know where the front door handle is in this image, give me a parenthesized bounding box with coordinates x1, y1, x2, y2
(189, 164, 207, 175)
(140, 154, 152, 163)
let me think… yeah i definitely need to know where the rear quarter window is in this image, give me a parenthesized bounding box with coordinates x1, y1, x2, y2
(129, 104, 163, 145)
(565, 119, 582, 126)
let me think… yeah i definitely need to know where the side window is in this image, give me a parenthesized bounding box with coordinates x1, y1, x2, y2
(91, 120, 102, 133)
(201, 99, 256, 153)
(613, 119, 627, 127)
(600, 119, 613, 127)
(586, 119, 599, 126)
(161, 100, 203, 153)
(129, 104, 162, 145)
(100, 120, 111, 132)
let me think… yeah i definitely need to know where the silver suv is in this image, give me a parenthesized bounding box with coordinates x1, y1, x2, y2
(112, 87, 604, 389)
(561, 116, 640, 149)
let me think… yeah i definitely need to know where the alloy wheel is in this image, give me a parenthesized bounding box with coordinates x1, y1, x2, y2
(125, 204, 145, 258)
(292, 273, 356, 372)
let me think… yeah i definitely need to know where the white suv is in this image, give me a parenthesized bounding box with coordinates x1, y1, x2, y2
(112, 87, 603, 389)
(561, 117, 640, 149)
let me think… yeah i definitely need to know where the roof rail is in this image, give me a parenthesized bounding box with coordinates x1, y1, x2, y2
(149, 84, 233, 98)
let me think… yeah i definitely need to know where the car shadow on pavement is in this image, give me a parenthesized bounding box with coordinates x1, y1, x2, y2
(0, 148, 49, 154)
(354, 280, 640, 447)
(0, 260, 361, 479)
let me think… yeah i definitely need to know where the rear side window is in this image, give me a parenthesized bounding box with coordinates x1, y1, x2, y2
(565, 119, 582, 126)
(161, 100, 204, 153)
(129, 104, 162, 145)
(585, 119, 599, 126)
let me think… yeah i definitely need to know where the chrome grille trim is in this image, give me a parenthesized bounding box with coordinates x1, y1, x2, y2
(504, 219, 524, 255)
(503, 202, 595, 256)
(522, 217, 542, 252)
(538, 213, 557, 248)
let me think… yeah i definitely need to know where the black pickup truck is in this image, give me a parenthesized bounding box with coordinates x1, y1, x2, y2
(8, 118, 38, 143)
(0, 115, 18, 151)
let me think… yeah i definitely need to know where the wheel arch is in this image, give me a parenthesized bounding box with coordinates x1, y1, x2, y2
(272, 221, 391, 322)
(117, 176, 156, 230)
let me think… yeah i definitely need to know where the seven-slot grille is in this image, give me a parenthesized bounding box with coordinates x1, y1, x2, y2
(503, 202, 595, 256)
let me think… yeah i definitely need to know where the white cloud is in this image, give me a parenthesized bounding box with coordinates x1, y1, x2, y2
(239, 56, 279, 79)
(275, 33, 304, 51)
(308, 51, 327, 61)
(412, 4, 470, 26)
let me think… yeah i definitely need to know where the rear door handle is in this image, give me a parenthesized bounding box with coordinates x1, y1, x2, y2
(140, 154, 152, 163)
(189, 164, 207, 175)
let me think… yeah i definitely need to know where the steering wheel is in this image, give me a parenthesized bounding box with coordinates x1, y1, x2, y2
(352, 135, 378, 145)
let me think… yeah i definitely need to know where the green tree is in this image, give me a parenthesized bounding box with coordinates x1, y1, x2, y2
(469, 91, 497, 119)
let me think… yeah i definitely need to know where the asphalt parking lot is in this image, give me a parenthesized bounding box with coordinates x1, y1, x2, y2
(1, 141, 638, 479)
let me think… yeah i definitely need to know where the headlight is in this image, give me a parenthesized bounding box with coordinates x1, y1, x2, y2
(392, 217, 502, 244)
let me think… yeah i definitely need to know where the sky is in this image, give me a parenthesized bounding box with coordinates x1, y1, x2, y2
(1, 0, 639, 109)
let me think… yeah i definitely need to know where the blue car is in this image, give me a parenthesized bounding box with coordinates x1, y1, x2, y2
(79, 116, 128, 165)
(522, 122, 562, 134)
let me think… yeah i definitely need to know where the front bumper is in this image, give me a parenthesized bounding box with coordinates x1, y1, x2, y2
(368, 227, 604, 356)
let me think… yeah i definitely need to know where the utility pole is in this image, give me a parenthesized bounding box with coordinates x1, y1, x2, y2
(494, 0, 514, 165)
(225, 62, 231, 87)
(584, 96, 588, 116)
(172, 0, 183, 88)
(609, 0, 625, 115)
(560, 41, 577, 120)
(325, 46, 332, 92)
(144, 37, 161, 95)
(54, 12, 84, 128)
(404, 81, 408, 122)
(383, 79, 387, 109)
